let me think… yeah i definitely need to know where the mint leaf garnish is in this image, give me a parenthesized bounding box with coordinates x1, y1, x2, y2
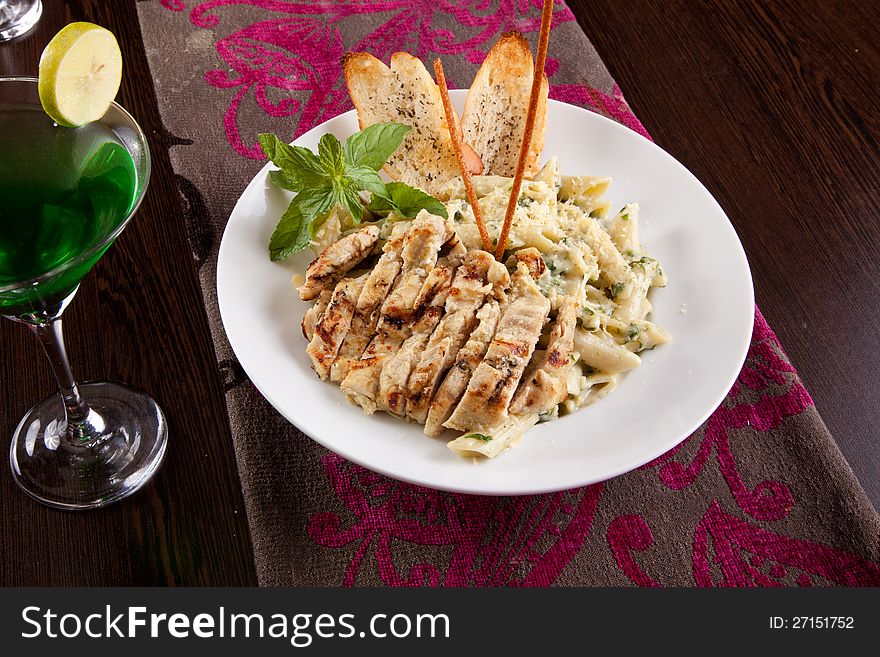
(258, 134, 326, 190)
(269, 201, 310, 262)
(334, 181, 366, 230)
(317, 133, 345, 176)
(268, 186, 334, 261)
(260, 123, 445, 261)
(370, 182, 448, 219)
(345, 165, 388, 199)
(344, 123, 411, 170)
(268, 169, 299, 192)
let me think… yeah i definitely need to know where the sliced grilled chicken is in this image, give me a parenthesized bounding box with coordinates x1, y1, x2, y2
(329, 226, 409, 382)
(443, 263, 550, 434)
(510, 296, 578, 415)
(407, 250, 509, 424)
(378, 260, 454, 416)
(341, 334, 398, 414)
(510, 247, 547, 280)
(329, 308, 378, 383)
(341, 212, 451, 411)
(356, 223, 408, 312)
(424, 299, 502, 436)
(301, 289, 333, 341)
(410, 260, 454, 333)
(443, 230, 468, 267)
(306, 275, 367, 380)
(299, 225, 380, 301)
(329, 218, 457, 384)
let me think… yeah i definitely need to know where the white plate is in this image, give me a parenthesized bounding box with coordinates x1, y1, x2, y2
(217, 91, 754, 496)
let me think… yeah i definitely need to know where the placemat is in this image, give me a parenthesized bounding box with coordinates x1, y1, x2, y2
(135, 0, 880, 586)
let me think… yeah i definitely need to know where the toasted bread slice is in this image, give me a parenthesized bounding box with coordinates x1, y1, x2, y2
(461, 32, 548, 178)
(344, 51, 476, 195)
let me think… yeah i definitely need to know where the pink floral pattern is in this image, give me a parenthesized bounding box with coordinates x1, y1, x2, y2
(308, 455, 603, 586)
(173, 0, 575, 157)
(156, 0, 880, 586)
(642, 310, 807, 522)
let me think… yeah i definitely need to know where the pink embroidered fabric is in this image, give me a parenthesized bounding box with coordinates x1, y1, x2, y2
(136, 0, 880, 586)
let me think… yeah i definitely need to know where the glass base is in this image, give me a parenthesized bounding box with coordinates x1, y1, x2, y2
(0, 0, 42, 41)
(9, 381, 167, 510)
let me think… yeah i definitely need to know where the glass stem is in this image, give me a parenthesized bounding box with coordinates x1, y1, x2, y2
(29, 319, 91, 431)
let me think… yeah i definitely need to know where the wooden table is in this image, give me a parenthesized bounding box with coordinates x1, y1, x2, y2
(0, 0, 877, 586)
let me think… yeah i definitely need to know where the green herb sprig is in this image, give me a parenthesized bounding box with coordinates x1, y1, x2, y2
(259, 123, 447, 261)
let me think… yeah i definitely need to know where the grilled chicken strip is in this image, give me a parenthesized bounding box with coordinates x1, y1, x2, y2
(443, 263, 551, 434)
(356, 223, 408, 312)
(509, 246, 547, 280)
(406, 250, 509, 424)
(341, 212, 452, 412)
(442, 230, 468, 267)
(329, 225, 409, 382)
(378, 260, 454, 416)
(510, 296, 578, 415)
(424, 299, 502, 436)
(329, 307, 378, 383)
(410, 260, 455, 332)
(299, 225, 380, 301)
(301, 289, 333, 341)
(306, 275, 367, 380)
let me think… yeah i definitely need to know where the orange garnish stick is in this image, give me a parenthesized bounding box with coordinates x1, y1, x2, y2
(434, 58, 493, 254)
(495, 0, 553, 260)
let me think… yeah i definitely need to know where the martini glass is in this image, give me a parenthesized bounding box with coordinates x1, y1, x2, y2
(0, 76, 166, 509)
(0, 1, 42, 41)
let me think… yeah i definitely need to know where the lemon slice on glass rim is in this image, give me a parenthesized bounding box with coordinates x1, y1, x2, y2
(38, 21, 122, 128)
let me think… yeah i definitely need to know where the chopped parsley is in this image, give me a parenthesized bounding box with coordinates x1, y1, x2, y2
(609, 282, 626, 298)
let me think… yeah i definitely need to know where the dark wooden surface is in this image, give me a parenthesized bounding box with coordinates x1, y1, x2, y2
(0, 1, 257, 586)
(571, 0, 880, 508)
(0, 0, 877, 585)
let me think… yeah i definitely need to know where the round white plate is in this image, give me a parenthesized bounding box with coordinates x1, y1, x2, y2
(217, 91, 754, 496)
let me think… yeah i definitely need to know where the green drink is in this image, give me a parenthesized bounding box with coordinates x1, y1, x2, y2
(1, 74, 166, 511)
(0, 107, 137, 316)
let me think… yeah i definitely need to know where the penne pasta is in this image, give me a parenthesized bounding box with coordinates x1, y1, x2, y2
(574, 329, 641, 374)
(447, 413, 540, 459)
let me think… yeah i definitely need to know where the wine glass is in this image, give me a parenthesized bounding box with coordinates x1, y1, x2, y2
(0, 76, 167, 509)
(0, 0, 41, 41)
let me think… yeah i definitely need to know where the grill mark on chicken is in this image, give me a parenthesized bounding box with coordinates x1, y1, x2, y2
(306, 275, 367, 380)
(509, 246, 547, 279)
(299, 225, 380, 301)
(442, 230, 468, 267)
(329, 225, 408, 382)
(301, 289, 333, 341)
(443, 263, 550, 433)
(330, 308, 378, 383)
(378, 260, 454, 416)
(406, 250, 509, 424)
(379, 333, 430, 416)
(423, 299, 503, 436)
(341, 212, 452, 412)
(510, 296, 578, 416)
(341, 336, 398, 414)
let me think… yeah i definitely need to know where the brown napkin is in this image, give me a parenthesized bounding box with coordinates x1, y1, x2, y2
(136, 0, 880, 586)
